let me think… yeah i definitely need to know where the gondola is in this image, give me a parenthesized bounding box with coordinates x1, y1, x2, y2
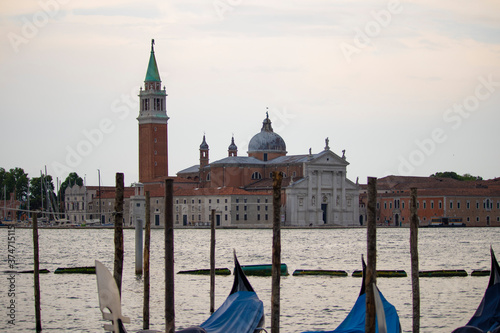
(303, 257, 401, 333)
(452, 247, 500, 333)
(95, 252, 265, 333)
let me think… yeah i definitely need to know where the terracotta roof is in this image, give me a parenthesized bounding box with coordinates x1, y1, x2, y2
(244, 177, 300, 190)
(359, 175, 500, 198)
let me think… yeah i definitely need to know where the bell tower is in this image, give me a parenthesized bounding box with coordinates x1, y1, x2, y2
(138, 39, 169, 183)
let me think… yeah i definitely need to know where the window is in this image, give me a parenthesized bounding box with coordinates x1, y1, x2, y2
(244, 206, 247, 211)
(265, 214, 268, 220)
(236, 214, 239, 221)
(225, 206, 227, 211)
(389, 202, 392, 209)
(476, 217, 480, 222)
(257, 206, 260, 211)
(251, 172, 262, 180)
(423, 201, 426, 209)
(264, 153, 268, 161)
(217, 199, 220, 203)
(467, 217, 470, 222)
(225, 199, 228, 203)
(236, 199, 239, 203)
(467, 201, 470, 209)
(402, 202, 405, 209)
(450, 202, 453, 209)
(476, 202, 479, 209)
(384, 202, 387, 209)
(257, 199, 260, 203)
(225, 214, 228, 221)
(439, 201, 442, 209)
(244, 214, 247, 220)
(257, 214, 261, 220)
(136, 203, 140, 207)
(206, 173, 210, 181)
(431, 201, 434, 209)
(236, 206, 239, 211)
(198, 215, 201, 221)
(209, 199, 212, 204)
(457, 201, 461, 209)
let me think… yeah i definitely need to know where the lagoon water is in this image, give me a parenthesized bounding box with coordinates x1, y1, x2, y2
(0, 227, 499, 332)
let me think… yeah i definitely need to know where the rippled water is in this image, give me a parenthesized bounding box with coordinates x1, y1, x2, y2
(0, 227, 498, 332)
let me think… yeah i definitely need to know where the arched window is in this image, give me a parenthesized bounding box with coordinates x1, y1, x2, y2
(251, 172, 262, 180)
(206, 172, 211, 181)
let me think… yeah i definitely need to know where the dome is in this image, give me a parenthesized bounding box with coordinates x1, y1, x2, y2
(228, 136, 237, 151)
(248, 114, 286, 153)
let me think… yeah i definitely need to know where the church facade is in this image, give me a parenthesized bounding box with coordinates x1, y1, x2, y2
(178, 114, 360, 226)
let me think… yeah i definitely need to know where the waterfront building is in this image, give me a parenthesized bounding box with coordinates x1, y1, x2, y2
(0, 192, 21, 221)
(358, 176, 500, 227)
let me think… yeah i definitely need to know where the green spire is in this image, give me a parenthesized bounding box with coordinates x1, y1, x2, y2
(145, 39, 161, 82)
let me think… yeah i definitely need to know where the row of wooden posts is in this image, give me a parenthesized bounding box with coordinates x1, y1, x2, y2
(30, 174, 421, 333)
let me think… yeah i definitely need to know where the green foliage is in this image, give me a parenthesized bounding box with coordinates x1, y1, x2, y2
(430, 171, 483, 181)
(29, 175, 56, 212)
(0, 167, 29, 201)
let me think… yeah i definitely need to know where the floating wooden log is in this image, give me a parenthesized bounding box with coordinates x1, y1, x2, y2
(471, 269, 490, 276)
(352, 270, 407, 278)
(54, 266, 96, 274)
(18, 269, 50, 274)
(292, 269, 348, 277)
(177, 268, 231, 275)
(419, 269, 467, 277)
(241, 263, 288, 276)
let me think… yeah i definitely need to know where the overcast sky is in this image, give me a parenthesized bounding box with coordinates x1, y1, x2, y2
(1, 0, 499, 186)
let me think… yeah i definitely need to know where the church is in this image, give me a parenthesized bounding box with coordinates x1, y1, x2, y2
(66, 40, 360, 227)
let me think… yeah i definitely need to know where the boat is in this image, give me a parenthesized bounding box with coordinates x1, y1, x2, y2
(421, 217, 466, 228)
(95, 252, 265, 333)
(303, 257, 401, 333)
(452, 247, 500, 333)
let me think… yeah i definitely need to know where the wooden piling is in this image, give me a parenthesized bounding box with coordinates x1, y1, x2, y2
(33, 213, 42, 332)
(410, 187, 420, 333)
(165, 179, 175, 333)
(143, 191, 151, 330)
(365, 177, 377, 333)
(114, 173, 124, 295)
(210, 209, 216, 313)
(271, 171, 283, 333)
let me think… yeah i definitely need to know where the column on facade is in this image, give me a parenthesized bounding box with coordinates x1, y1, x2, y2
(306, 169, 313, 225)
(341, 172, 346, 220)
(317, 170, 322, 224)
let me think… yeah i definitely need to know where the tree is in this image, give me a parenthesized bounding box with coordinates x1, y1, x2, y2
(430, 171, 482, 181)
(0, 167, 29, 201)
(29, 175, 56, 213)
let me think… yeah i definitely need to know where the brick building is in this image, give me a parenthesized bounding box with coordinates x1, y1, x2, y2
(359, 176, 500, 227)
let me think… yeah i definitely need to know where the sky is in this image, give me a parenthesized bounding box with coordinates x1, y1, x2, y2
(1, 0, 499, 187)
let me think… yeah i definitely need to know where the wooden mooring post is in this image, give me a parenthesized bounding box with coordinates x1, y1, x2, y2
(410, 187, 420, 333)
(165, 179, 175, 333)
(365, 177, 377, 333)
(271, 171, 283, 333)
(33, 213, 42, 332)
(210, 209, 216, 313)
(114, 173, 124, 295)
(143, 190, 151, 330)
